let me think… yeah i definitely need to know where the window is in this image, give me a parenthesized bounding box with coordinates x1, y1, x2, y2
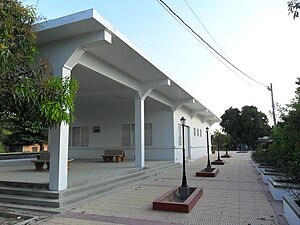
(178, 124, 182, 145)
(32, 146, 38, 152)
(194, 128, 196, 136)
(131, 124, 135, 146)
(72, 127, 80, 147)
(121, 123, 152, 146)
(81, 126, 89, 147)
(72, 126, 89, 147)
(197, 128, 199, 137)
(145, 123, 152, 146)
(92, 126, 100, 133)
(121, 124, 131, 146)
(200, 129, 202, 137)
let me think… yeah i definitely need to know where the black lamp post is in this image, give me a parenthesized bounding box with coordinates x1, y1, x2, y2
(180, 117, 188, 188)
(205, 127, 212, 172)
(217, 136, 221, 161)
(179, 117, 189, 199)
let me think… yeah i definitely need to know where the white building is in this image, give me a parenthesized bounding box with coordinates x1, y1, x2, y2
(37, 9, 220, 191)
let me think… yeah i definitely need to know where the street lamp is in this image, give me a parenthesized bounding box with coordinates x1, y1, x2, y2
(179, 116, 189, 199)
(205, 127, 212, 172)
(217, 136, 221, 161)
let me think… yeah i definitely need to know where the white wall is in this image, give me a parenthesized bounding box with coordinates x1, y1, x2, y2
(174, 106, 211, 163)
(69, 99, 175, 160)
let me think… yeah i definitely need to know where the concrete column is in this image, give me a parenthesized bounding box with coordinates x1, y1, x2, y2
(49, 124, 69, 190)
(49, 66, 71, 191)
(135, 94, 145, 168)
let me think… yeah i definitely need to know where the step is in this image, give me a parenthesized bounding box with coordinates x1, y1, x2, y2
(60, 162, 180, 207)
(0, 186, 59, 199)
(0, 161, 180, 212)
(0, 194, 60, 208)
(0, 202, 62, 214)
(62, 161, 179, 198)
(62, 169, 155, 206)
(0, 181, 49, 189)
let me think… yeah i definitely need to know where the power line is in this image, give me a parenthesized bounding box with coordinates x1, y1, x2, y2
(182, 0, 251, 85)
(157, 0, 268, 88)
(156, 0, 251, 85)
(183, 0, 229, 60)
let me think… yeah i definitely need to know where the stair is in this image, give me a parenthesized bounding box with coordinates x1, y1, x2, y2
(0, 162, 180, 213)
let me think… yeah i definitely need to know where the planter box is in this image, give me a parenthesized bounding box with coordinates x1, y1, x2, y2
(153, 186, 203, 213)
(269, 178, 300, 201)
(283, 195, 300, 225)
(260, 168, 280, 184)
(221, 154, 231, 158)
(255, 163, 273, 174)
(196, 168, 219, 177)
(211, 159, 224, 165)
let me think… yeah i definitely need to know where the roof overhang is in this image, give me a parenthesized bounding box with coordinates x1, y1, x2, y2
(36, 9, 220, 124)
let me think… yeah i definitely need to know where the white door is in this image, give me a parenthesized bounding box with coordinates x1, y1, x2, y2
(184, 126, 190, 159)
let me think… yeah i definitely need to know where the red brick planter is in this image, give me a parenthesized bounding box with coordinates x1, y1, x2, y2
(211, 160, 224, 165)
(221, 154, 231, 158)
(153, 186, 203, 213)
(196, 168, 219, 177)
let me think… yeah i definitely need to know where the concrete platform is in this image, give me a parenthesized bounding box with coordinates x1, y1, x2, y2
(0, 159, 174, 188)
(0, 152, 289, 224)
(21, 151, 288, 225)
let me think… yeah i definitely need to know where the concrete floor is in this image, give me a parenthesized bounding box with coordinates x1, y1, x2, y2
(0, 158, 173, 188)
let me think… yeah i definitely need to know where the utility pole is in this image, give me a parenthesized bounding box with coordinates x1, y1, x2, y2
(267, 83, 276, 127)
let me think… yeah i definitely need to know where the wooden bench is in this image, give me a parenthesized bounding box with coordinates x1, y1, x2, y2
(101, 149, 126, 162)
(31, 152, 73, 171)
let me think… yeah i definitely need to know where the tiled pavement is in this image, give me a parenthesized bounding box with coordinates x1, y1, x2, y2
(30, 152, 288, 225)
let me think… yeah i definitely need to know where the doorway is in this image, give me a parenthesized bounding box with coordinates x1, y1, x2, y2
(184, 126, 190, 159)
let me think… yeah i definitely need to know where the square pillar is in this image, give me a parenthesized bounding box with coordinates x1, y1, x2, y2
(49, 123, 69, 190)
(135, 94, 145, 168)
(49, 66, 71, 191)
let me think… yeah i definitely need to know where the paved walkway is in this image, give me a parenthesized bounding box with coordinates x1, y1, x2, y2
(30, 152, 288, 225)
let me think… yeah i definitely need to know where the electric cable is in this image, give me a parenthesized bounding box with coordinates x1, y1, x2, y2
(157, 0, 268, 88)
(183, 0, 229, 60)
(157, 0, 252, 85)
(182, 0, 251, 85)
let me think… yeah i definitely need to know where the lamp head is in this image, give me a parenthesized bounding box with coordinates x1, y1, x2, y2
(206, 127, 209, 132)
(180, 117, 186, 125)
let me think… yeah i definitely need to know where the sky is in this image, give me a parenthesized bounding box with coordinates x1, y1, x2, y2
(23, 0, 300, 127)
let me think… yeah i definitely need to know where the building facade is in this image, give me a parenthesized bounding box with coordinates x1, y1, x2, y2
(37, 9, 220, 191)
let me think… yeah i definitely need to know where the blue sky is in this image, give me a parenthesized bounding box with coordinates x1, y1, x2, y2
(23, 0, 300, 125)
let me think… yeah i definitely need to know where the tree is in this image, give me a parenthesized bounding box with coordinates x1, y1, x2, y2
(211, 130, 233, 151)
(0, 0, 78, 149)
(239, 106, 270, 149)
(2, 116, 48, 150)
(220, 107, 242, 147)
(220, 106, 271, 149)
(288, 0, 300, 19)
(260, 78, 300, 201)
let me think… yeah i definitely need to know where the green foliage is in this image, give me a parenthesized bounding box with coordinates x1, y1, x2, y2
(0, 0, 78, 149)
(0, 0, 78, 126)
(211, 130, 233, 151)
(253, 78, 300, 201)
(220, 106, 271, 149)
(1, 116, 48, 147)
(251, 146, 271, 166)
(288, 0, 300, 19)
(0, 142, 6, 153)
(0, 0, 38, 72)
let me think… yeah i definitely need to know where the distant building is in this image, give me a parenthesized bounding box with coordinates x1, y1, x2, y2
(22, 144, 48, 152)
